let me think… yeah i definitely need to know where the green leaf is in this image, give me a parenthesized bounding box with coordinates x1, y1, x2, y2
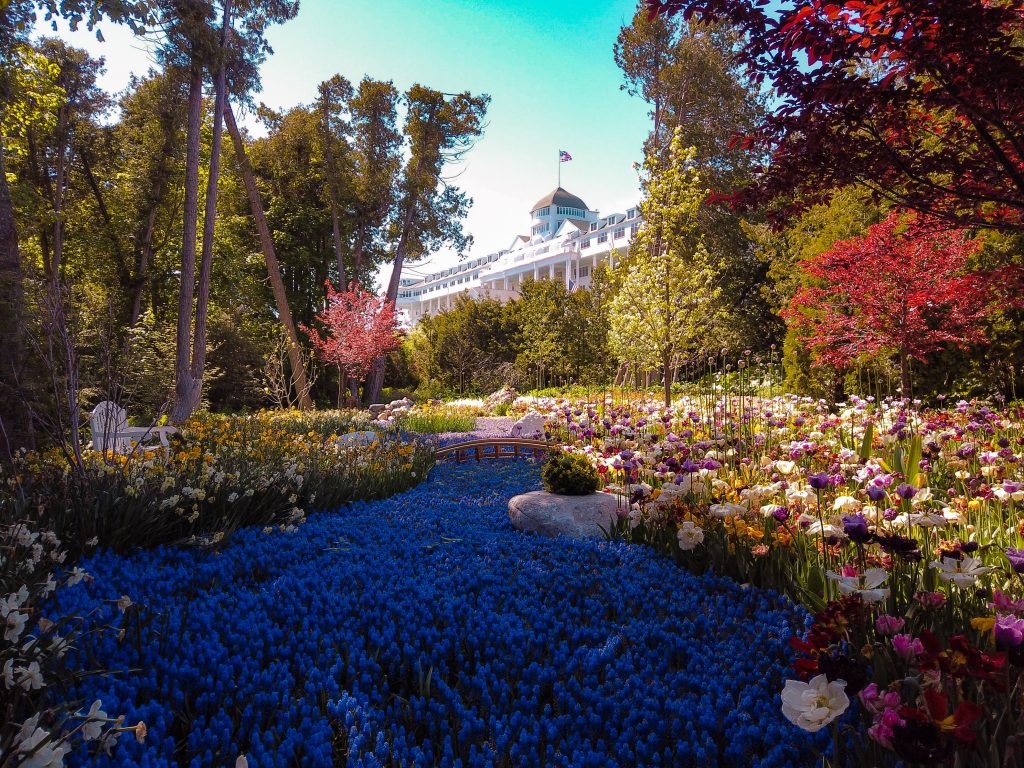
(858, 423, 873, 462)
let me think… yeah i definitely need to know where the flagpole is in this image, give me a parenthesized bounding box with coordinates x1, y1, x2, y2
(557, 150, 561, 188)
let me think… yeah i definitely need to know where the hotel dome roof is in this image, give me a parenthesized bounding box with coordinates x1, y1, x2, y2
(531, 187, 590, 213)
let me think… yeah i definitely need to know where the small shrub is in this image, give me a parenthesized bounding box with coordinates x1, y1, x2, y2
(399, 408, 477, 434)
(494, 403, 510, 417)
(541, 452, 599, 495)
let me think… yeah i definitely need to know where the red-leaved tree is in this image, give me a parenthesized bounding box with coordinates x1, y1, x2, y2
(303, 282, 403, 406)
(783, 212, 1019, 393)
(644, 0, 1024, 231)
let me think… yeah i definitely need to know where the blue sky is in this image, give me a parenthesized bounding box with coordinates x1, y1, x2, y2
(44, 0, 651, 278)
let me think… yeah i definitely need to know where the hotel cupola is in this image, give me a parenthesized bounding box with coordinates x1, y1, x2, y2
(529, 187, 599, 240)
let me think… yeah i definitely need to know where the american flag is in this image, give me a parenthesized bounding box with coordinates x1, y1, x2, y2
(559, 150, 572, 162)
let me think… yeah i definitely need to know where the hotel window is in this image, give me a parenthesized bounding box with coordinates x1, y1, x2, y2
(581, 239, 591, 248)
(614, 227, 625, 238)
(627, 208, 636, 219)
(535, 206, 549, 217)
(597, 234, 608, 243)
(589, 222, 597, 231)
(630, 224, 639, 236)
(579, 266, 590, 277)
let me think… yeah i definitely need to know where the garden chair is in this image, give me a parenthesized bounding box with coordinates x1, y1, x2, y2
(89, 401, 177, 454)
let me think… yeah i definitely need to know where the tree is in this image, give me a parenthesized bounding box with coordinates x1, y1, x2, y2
(783, 211, 1020, 394)
(365, 84, 489, 403)
(645, 0, 1024, 231)
(303, 281, 401, 406)
(609, 129, 722, 406)
(314, 74, 355, 286)
(0, 0, 152, 457)
(616, 8, 778, 353)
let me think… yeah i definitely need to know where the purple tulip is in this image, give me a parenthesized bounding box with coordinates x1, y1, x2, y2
(875, 615, 905, 636)
(995, 615, 1024, 649)
(895, 483, 917, 500)
(842, 514, 872, 545)
(808, 472, 831, 490)
(771, 506, 790, 523)
(1007, 548, 1024, 574)
(865, 484, 887, 502)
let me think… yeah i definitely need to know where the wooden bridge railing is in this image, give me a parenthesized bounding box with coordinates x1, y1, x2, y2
(435, 438, 550, 463)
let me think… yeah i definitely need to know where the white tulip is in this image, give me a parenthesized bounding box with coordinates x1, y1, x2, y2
(781, 674, 849, 732)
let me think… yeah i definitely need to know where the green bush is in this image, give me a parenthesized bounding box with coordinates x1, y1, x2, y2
(400, 408, 477, 434)
(541, 452, 599, 495)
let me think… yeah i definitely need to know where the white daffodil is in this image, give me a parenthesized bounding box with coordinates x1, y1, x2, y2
(797, 513, 847, 540)
(81, 700, 108, 742)
(677, 521, 704, 551)
(930, 556, 995, 588)
(826, 568, 890, 604)
(17, 661, 43, 691)
(781, 674, 849, 732)
(910, 487, 933, 506)
(4, 609, 27, 642)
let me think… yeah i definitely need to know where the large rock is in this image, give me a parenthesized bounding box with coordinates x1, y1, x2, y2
(368, 404, 387, 418)
(508, 491, 619, 539)
(510, 411, 545, 438)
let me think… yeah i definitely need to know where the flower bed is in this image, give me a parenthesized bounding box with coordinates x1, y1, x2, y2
(2, 410, 434, 556)
(528, 393, 1024, 764)
(54, 460, 815, 767)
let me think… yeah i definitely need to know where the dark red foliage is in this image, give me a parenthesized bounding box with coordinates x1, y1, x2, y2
(645, 0, 1024, 231)
(783, 211, 1017, 375)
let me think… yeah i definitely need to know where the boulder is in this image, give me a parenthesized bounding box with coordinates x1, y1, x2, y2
(510, 411, 546, 438)
(508, 491, 619, 539)
(368, 404, 387, 418)
(389, 397, 414, 409)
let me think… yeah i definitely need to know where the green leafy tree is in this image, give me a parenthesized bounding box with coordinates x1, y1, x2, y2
(609, 130, 721, 406)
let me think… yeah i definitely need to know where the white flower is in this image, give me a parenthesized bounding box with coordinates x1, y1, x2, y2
(2, 658, 14, 688)
(781, 674, 850, 732)
(909, 512, 947, 528)
(709, 502, 746, 519)
(65, 567, 88, 587)
(4, 609, 28, 641)
(826, 568, 890, 604)
(910, 487, 933, 506)
(116, 595, 133, 613)
(16, 717, 68, 768)
(930, 556, 995, 588)
(81, 700, 108, 741)
(227, 492, 239, 503)
(677, 521, 704, 551)
(832, 495, 860, 512)
(17, 661, 43, 690)
(774, 460, 796, 475)
(237, 756, 250, 768)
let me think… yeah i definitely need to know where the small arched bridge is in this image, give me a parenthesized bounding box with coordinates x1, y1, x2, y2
(435, 438, 550, 463)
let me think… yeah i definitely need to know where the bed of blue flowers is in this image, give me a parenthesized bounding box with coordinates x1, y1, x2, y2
(55, 459, 823, 767)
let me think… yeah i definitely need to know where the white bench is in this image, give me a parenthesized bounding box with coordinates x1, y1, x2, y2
(89, 401, 176, 453)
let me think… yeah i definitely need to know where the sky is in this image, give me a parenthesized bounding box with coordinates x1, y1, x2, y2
(42, 0, 652, 281)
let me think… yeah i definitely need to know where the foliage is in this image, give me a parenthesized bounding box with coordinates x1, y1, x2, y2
(609, 130, 721, 405)
(52, 460, 815, 766)
(646, 0, 1024, 232)
(784, 210, 1019, 393)
(541, 451, 599, 495)
(398, 407, 478, 435)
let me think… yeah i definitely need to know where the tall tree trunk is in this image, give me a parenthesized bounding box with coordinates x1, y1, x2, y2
(170, 66, 204, 423)
(353, 224, 365, 277)
(330, 199, 347, 287)
(0, 144, 34, 458)
(177, 0, 233, 422)
(130, 204, 160, 326)
(224, 102, 313, 409)
(364, 199, 417, 404)
(663, 351, 672, 407)
(899, 349, 911, 398)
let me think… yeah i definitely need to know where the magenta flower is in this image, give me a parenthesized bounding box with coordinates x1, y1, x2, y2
(875, 615, 905, 637)
(1006, 548, 1024, 574)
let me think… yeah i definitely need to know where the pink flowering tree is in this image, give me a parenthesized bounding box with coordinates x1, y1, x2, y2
(303, 282, 403, 405)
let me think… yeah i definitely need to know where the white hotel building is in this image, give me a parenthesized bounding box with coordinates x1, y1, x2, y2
(396, 187, 640, 324)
